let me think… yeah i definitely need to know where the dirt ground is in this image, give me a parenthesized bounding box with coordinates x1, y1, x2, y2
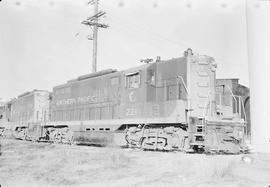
(0, 139, 270, 187)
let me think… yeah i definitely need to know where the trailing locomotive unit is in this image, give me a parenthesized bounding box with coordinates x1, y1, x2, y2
(0, 103, 9, 136)
(4, 90, 50, 140)
(46, 49, 247, 153)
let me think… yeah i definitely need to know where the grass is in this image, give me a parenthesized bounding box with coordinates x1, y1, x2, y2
(0, 139, 270, 186)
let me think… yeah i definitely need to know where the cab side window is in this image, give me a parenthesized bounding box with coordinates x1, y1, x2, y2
(148, 69, 156, 85)
(110, 77, 120, 86)
(126, 72, 140, 88)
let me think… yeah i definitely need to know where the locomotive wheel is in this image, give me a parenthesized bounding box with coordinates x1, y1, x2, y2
(125, 134, 140, 148)
(141, 136, 168, 151)
(125, 134, 131, 145)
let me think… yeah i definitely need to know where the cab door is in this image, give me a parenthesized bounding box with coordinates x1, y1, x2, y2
(121, 70, 144, 118)
(109, 76, 121, 119)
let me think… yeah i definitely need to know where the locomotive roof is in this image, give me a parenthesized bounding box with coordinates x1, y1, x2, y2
(17, 89, 49, 98)
(53, 55, 214, 90)
(53, 62, 153, 89)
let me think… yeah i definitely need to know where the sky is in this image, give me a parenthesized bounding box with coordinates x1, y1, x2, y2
(0, 0, 250, 101)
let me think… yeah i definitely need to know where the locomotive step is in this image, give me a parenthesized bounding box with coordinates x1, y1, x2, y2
(190, 142, 205, 146)
(196, 125, 205, 127)
(193, 133, 205, 136)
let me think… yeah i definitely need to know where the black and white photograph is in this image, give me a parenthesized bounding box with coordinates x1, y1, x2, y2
(0, 0, 270, 186)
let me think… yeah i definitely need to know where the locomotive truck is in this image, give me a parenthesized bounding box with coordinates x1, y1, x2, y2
(0, 49, 247, 153)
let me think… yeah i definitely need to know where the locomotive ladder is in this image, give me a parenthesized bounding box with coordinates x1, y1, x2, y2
(190, 118, 206, 147)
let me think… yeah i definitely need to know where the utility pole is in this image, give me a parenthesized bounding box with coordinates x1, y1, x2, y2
(82, 0, 108, 73)
(92, 0, 98, 73)
(246, 0, 270, 152)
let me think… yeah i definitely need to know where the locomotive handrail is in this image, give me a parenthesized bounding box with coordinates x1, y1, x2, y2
(224, 84, 238, 110)
(238, 95, 247, 122)
(224, 85, 247, 121)
(241, 96, 247, 122)
(177, 76, 189, 95)
(215, 93, 246, 122)
(146, 76, 189, 96)
(203, 98, 210, 118)
(203, 92, 213, 118)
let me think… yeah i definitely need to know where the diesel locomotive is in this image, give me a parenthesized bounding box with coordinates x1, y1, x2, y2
(0, 49, 248, 153)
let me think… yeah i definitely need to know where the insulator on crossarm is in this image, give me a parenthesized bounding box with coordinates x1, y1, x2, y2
(156, 56, 161, 62)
